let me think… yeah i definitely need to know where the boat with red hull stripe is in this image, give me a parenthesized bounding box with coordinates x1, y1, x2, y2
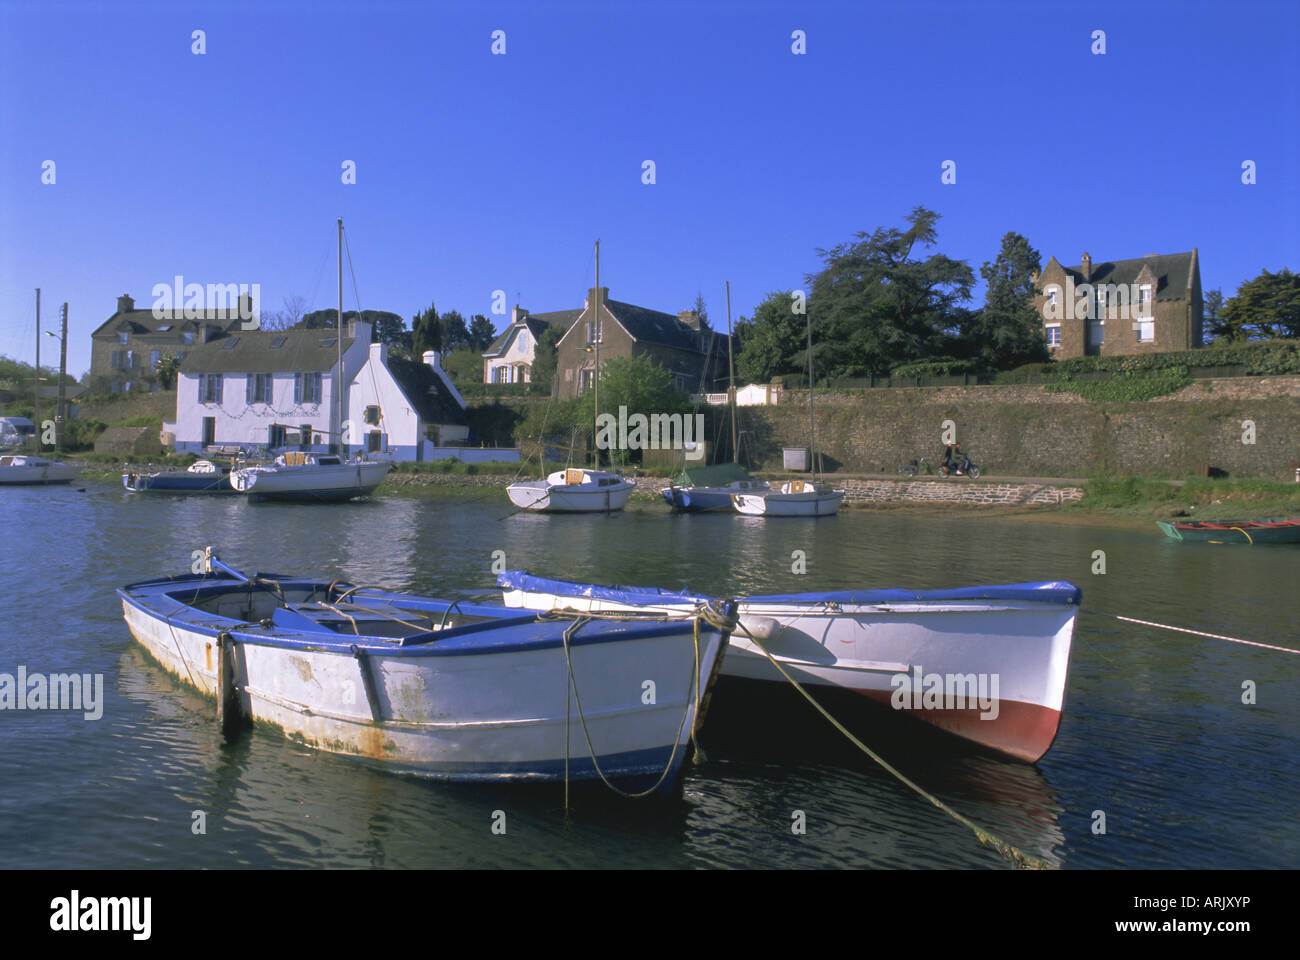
(499, 572, 1080, 763)
(1157, 517, 1300, 544)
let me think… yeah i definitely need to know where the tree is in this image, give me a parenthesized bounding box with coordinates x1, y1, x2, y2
(438, 310, 471, 352)
(576, 353, 692, 465)
(1203, 288, 1227, 345)
(529, 325, 562, 394)
(412, 303, 440, 358)
(735, 291, 807, 383)
(468, 314, 497, 352)
(805, 207, 975, 378)
(154, 354, 181, 390)
(1220, 268, 1300, 341)
(959, 232, 1050, 371)
(440, 348, 483, 384)
(693, 292, 710, 329)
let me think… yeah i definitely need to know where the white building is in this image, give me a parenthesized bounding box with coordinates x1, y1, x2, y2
(165, 322, 371, 454)
(164, 323, 513, 462)
(480, 306, 578, 384)
(347, 344, 473, 459)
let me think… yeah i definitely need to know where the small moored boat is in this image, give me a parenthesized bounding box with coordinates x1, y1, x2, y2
(230, 452, 390, 502)
(507, 468, 634, 513)
(732, 479, 844, 517)
(124, 459, 237, 494)
(0, 455, 81, 485)
(118, 552, 734, 789)
(1157, 517, 1300, 544)
(500, 571, 1080, 763)
(661, 463, 769, 512)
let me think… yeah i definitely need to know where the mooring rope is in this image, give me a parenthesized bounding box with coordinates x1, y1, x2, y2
(1083, 610, 1299, 656)
(560, 614, 703, 805)
(697, 606, 1055, 870)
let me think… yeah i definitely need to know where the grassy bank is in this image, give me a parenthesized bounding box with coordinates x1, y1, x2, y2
(1070, 475, 1300, 521)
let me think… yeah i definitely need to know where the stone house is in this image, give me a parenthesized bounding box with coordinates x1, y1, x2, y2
(89, 294, 250, 393)
(1033, 250, 1203, 358)
(553, 287, 730, 400)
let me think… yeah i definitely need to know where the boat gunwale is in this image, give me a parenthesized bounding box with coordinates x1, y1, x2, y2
(119, 573, 729, 657)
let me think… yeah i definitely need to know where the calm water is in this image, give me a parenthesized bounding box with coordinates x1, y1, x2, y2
(1, 481, 1296, 869)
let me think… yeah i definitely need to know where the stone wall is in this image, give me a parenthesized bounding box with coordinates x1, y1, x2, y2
(737, 377, 1300, 480)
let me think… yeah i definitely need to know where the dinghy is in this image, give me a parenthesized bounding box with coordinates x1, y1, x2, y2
(731, 479, 844, 517)
(507, 468, 634, 513)
(0, 455, 81, 485)
(499, 571, 1080, 763)
(230, 452, 390, 502)
(124, 459, 237, 494)
(1157, 517, 1300, 544)
(118, 551, 734, 790)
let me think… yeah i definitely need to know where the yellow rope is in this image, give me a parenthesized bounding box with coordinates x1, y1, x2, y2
(697, 607, 1055, 870)
(1229, 526, 1254, 544)
(560, 614, 705, 802)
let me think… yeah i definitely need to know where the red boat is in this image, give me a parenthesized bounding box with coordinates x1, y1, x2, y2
(1157, 517, 1300, 544)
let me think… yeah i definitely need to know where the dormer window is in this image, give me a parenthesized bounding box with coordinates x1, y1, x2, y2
(157, 324, 173, 332)
(183, 332, 194, 345)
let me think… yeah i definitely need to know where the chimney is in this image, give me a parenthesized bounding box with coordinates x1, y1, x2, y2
(587, 286, 610, 311)
(511, 305, 528, 324)
(1080, 252, 1092, 282)
(370, 340, 387, 366)
(678, 309, 701, 331)
(423, 350, 442, 371)
(117, 294, 135, 315)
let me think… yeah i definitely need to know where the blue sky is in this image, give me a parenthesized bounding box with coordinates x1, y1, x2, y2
(2, 0, 1296, 378)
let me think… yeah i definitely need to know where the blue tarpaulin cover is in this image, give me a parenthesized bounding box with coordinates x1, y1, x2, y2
(498, 571, 1081, 607)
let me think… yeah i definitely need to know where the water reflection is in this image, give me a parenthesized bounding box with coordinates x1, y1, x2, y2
(1, 482, 1296, 869)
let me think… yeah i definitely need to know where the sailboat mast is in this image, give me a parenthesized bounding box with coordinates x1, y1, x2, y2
(337, 217, 343, 455)
(807, 306, 817, 482)
(726, 280, 737, 464)
(593, 239, 600, 467)
(34, 288, 40, 440)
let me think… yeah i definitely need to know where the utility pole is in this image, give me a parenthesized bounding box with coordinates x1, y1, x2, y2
(57, 303, 68, 450)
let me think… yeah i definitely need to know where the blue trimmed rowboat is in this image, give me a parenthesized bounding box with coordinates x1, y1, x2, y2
(500, 571, 1081, 763)
(118, 552, 734, 790)
(123, 459, 237, 494)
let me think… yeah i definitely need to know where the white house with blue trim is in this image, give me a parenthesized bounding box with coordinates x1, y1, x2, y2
(163, 322, 512, 461)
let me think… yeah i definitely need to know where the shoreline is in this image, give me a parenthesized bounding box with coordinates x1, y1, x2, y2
(59, 459, 1299, 531)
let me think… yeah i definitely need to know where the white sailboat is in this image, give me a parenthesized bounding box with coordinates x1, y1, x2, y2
(507, 467, 634, 512)
(230, 452, 390, 502)
(506, 240, 633, 513)
(227, 219, 389, 503)
(0, 455, 81, 485)
(731, 299, 842, 516)
(1, 292, 81, 485)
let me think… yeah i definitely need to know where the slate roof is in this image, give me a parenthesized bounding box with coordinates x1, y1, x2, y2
(605, 299, 706, 352)
(1053, 252, 1197, 301)
(387, 357, 469, 426)
(92, 309, 245, 338)
(177, 328, 357, 374)
(483, 310, 581, 358)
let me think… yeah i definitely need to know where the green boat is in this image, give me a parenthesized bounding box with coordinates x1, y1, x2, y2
(1157, 517, 1300, 544)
